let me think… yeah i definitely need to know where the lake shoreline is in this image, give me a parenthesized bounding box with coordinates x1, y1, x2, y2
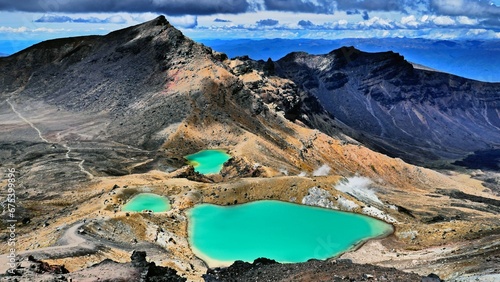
(186, 200, 394, 268)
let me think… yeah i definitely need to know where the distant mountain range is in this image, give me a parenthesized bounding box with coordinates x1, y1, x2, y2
(200, 38, 500, 83)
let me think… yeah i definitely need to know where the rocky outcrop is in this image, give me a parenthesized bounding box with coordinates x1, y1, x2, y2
(301, 186, 337, 209)
(228, 56, 301, 118)
(0, 255, 69, 279)
(169, 165, 215, 183)
(131, 250, 187, 282)
(0, 251, 187, 282)
(220, 157, 266, 179)
(203, 258, 427, 282)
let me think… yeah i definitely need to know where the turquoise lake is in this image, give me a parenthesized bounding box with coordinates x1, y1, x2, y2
(122, 193, 171, 212)
(187, 200, 393, 267)
(184, 149, 231, 175)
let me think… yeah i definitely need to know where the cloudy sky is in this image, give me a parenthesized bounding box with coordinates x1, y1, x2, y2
(1, 0, 500, 43)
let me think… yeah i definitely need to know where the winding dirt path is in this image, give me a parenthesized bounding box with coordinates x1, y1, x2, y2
(6, 98, 94, 179)
(6, 98, 49, 143)
(0, 222, 97, 273)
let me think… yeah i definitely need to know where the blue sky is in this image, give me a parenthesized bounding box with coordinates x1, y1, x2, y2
(0, 0, 500, 44)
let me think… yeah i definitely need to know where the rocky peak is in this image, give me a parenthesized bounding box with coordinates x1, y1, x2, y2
(154, 15, 169, 26)
(0, 15, 191, 94)
(106, 15, 176, 42)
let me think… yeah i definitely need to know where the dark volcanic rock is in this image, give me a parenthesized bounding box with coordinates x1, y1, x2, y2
(204, 258, 278, 281)
(275, 47, 500, 168)
(0, 251, 186, 281)
(27, 255, 69, 275)
(131, 250, 149, 267)
(203, 258, 424, 282)
(422, 273, 443, 282)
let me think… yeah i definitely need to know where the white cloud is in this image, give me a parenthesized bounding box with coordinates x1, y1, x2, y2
(457, 16, 478, 25)
(32, 27, 66, 33)
(401, 15, 415, 24)
(358, 17, 394, 29)
(0, 26, 28, 33)
(431, 0, 465, 14)
(466, 28, 487, 36)
(401, 15, 420, 28)
(131, 12, 162, 23)
(338, 19, 348, 26)
(0, 26, 66, 33)
(106, 15, 127, 24)
(2, 3, 500, 43)
(431, 0, 500, 17)
(433, 15, 456, 26)
(35, 14, 128, 24)
(168, 15, 198, 28)
(247, 0, 266, 11)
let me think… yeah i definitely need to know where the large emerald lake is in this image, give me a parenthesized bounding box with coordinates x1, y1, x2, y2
(187, 200, 393, 267)
(184, 149, 231, 175)
(122, 193, 171, 212)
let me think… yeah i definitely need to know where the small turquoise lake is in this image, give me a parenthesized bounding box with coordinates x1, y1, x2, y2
(184, 149, 231, 175)
(187, 200, 393, 267)
(122, 193, 171, 212)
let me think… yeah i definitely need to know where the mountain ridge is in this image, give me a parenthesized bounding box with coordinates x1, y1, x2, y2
(199, 37, 500, 82)
(273, 46, 500, 168)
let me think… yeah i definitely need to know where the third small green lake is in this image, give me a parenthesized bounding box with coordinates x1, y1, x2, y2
(122, 193, 171, 213)
(187, 200, 393, 267)
(184, 149, 231, 175)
